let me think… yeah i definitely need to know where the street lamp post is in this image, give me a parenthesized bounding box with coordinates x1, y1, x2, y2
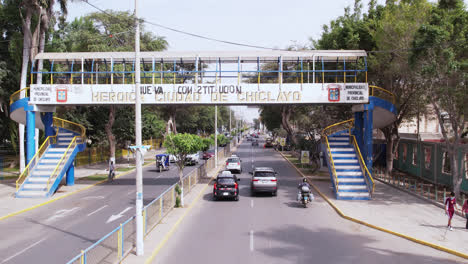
(134, 0, 144, 256)
(215, 105, 218, 166)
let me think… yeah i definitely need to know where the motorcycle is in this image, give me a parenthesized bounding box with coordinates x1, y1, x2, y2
(155, 154, 170, 173)
(298, 185, 314, 208)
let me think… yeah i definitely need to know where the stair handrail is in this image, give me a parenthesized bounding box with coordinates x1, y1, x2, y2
(350, 135, 375, 196)
(15, 135, 57, 191)
(53, 117, 86, 139)
(45, 136, 78, 193)
(322, 119, 355, 137)
(369, 85, 395, 105)
(9, 87, 30, 105)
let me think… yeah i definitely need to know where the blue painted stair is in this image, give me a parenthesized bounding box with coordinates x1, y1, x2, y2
(327, 132, 370, 200)
(15, 128, 82, 198)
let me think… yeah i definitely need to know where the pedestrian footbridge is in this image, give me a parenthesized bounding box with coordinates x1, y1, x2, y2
(9, 50, 395, 199)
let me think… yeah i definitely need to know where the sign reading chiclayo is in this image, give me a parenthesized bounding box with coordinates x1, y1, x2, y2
(30, 83, 368, 105)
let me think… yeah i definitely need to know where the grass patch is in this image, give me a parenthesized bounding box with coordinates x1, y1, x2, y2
(0, 175, 19, 180)
(81, 174, 108, 181)
(116, 167, 135, 172)
(2, 167, 19, 173)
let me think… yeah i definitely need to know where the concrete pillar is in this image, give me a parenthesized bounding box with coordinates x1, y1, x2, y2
(26, 111, 36, 164)
(363, 104, 374, 172)
(66, 163, 75, 186)
(42, 112, 55, 137)
(354, 111, 364, 150)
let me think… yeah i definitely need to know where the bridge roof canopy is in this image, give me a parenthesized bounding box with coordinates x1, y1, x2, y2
(34, 50, 367, 63)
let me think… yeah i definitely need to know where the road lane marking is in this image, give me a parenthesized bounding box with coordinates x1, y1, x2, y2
(2, 238, 46, 263)
(127, 191, 134, 195)
(106, 207, 132, 224)
(250, 230, 254, 251)
(251, 199, 254, 208)
(45, 207, 80, 223)
(87, 205, 108, 217)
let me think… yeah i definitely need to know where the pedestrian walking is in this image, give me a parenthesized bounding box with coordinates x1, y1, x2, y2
(462, 198, 468, 229)
(445, 192, 458, 231)
(108, 160, 115, 181)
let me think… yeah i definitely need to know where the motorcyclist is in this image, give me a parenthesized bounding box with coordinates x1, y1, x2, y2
(297, 178, 314, 201)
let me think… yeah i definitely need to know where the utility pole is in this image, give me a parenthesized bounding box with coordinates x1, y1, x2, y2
(215, 105, 218, 167)
(134, 0, 144, 256)
(229, 107, 232, 133)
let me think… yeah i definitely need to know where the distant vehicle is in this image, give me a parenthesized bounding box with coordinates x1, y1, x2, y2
(264, 139, 274, 148)
(169, 155, 178, 163)
(202, 151, 215, 160)
(252, 140, 259, 147)
(213, 171, 240, 201)
(185, 152, 200, 166)
(226, 156, 242, 173)
(250, 167, 278, 196)
(246, 136, 252, 141)
(155, 154, 170, 172)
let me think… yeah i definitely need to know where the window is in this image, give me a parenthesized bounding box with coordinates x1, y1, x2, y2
(402, 144, 407, 162)
(254, 171, 275, 177)
(442, 151, 451, 174)
(412, 145, 418, 165)
(424, 147, 431, 169)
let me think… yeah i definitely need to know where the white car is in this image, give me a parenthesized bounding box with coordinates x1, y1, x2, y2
(226, 156, 242, 173)
(169, 155, 178, 163)
(186, 152, 200, 166)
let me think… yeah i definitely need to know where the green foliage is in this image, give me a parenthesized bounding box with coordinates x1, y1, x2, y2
(164, 133, 203, 170)
(175, 184, 181, 195)
(201, 137, 214, 152)
(210, 133, 228, 146)
(175, 195, 181, 208)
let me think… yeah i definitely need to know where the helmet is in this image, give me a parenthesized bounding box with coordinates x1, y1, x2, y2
(303, 178, 307, 182)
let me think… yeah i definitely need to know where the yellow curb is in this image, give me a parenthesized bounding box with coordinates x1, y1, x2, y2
(145, 148, 238, 263)
(277, 151, 468, 260)
(0, 161, 156, 222)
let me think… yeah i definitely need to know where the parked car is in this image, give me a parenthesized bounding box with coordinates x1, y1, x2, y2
(202, 151, 215, 160)
(250, 167, 278, 196)
(252, 140, 259, 147)
(213, 171, 240, 201)
(226, 156, 242, 173)
(169, 155, 178, 163)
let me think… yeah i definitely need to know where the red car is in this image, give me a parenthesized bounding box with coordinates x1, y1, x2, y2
(202, 151, 215, 160)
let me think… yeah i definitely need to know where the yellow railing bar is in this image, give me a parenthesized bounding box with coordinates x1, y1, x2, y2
(9, 87, 30, 105)
(323, 119, 354, 136)
(53, 117, 86, 138)
(46, 136, 78, 192)
(15, 136, 56, 191)
(369, 85, 395, 104)
(351, 135, 375, 194)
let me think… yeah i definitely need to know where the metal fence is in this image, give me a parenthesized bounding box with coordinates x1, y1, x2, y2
(67, 140, 237, 264)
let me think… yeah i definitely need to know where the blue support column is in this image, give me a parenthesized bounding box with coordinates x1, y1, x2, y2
(363, 104, 374, 172)
(66, 163, 75, 186)
(354, 112, 364, 151)
(26, 110, 36, 164)
(41, 112, 55, 137)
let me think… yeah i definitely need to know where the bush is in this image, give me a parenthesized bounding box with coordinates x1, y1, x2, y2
(175, 184, 181, 195)
(175, 196, 181, 208)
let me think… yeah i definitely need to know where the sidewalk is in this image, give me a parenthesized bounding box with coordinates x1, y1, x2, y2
(310, 171, 468, 257)
(0, 148, 165, 220)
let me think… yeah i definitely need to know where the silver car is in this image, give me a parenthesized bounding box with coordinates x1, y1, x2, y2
(250, 167, 278, 196)
(226, 156, 242, 173)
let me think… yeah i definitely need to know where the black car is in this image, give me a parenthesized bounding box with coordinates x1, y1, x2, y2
(252, 140, 259, 146)
(265, 139, 274, 148)
(213, 171, 240, 201)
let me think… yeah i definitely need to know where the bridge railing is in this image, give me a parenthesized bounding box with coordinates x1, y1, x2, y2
(66, 139, 237, 264)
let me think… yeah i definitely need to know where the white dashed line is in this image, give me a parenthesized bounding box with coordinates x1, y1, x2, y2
(250, 230, 254, 251)
(2, 238, 46, 263)
(87, 205, 108, 217)
(251, 200, 254, 208)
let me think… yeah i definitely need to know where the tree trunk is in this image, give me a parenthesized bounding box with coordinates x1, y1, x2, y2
(179, 168, 184, 207)
(105, 106, 116, 163)
(281, 105, 296, 145)
(18, 9, 33, 172)
(451, 147, 462, 200)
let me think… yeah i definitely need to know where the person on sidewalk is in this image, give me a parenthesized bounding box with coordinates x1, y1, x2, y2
(108, 160, 115, 181)
(445, 192, 458, 231)
(462, 199, 468, 229)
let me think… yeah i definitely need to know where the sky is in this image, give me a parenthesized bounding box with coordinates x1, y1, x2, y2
(66, 0, 383, 123)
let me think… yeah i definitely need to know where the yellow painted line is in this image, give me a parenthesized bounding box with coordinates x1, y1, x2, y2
(0, 161, 156, 222)
(277, 151, 468, 260)
(145, 151, 235, 263)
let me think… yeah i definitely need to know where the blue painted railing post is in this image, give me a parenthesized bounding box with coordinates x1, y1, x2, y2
(363, 103, 374, 173)
(66, 163, 75, 186)
(41, 112, 55, 137)
(26, 110, 36, 164)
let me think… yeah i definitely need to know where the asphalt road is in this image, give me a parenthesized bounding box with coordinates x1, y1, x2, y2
(0, 149, 220, 264)
(154, 138, 466, 264)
